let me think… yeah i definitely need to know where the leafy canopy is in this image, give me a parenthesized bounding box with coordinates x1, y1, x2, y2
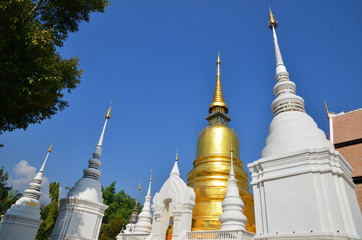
(0, 167, 22, 219)
(99, 181, 141, 240)
(0, 0, 109, 134)
(36, 182, 60, 240)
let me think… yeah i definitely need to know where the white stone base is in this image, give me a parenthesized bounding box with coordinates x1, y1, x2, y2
(249, 148, 362, 240)
(50, 197, 107, 240)
(0, 199, 42, 240)
(0, 214, 42, 240)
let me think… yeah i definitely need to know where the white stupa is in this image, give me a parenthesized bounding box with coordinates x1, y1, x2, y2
(51, 107, 111, 240)
(248, 9, 362, 240)
(133, 170, 153, 234)
(219, 148, 247, 231)
(0, 144, 53, 240)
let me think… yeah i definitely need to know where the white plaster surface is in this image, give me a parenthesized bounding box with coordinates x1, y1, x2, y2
(148, 161, 195, 240)
(249, 148, 362, 240)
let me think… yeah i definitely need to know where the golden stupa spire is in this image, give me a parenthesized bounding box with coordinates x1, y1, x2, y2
(268, 7, 278, 29)
(209, 53, 228, 114)
(47, 144, 53, 153)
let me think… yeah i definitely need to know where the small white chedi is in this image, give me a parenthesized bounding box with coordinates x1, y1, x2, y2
(0, 145, 53, 240)
(219, 149, 247, 231)
(133, 172, 154, 234)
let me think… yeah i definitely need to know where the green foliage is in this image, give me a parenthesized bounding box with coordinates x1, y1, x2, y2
(36, 182, 60, 240)
(99, 215, 125, 240)
(99, 181, 140, 240)
(0, 0, 109, 134)
(0, 167, 22, 218)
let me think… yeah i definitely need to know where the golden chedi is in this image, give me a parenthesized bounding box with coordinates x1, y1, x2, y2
(187, 54, 255, 232)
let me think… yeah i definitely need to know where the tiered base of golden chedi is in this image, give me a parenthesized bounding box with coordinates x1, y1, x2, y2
(187, 123, 255, 233)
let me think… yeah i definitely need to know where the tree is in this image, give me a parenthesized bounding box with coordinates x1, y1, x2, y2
(99, 181, 140, 240)
(0, 167, 22, 219)
(0, 0, 110, 134)
(36, 182, 60, 240)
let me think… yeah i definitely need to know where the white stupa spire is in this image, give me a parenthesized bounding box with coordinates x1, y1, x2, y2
(83, 106, 111, 181)
(133, 170, 153, 234)
(147, 169, 152, 195)
(23, 144, 53, 201)
(219, 148, 247, 230)
(171, 147, 180, 176)
(261, 9, 333, 158)
(268, 7, 285, 75)
(268, 8, 305, 117)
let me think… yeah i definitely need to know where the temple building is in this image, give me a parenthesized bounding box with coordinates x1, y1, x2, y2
(187, 53, 255, 233)
(325, 107, 362, 212)
(0, 145, 52, 240)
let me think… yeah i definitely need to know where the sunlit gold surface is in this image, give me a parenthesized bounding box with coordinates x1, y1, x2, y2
(268, 7, 278, 29)
(48, 144, 53, 153)
(187, 124, 255, 232)
(209, 55, 228, 114)
(105, 106, 112, 119)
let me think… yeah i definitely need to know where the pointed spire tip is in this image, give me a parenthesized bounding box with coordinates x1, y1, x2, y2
(324, 100, 330, 119)
(209, 54, 228, 114)
(268, 7, 278, 29)
(48, 144, 53, 153)
(105, 106, 112, 119)
(175, 147, 179, 161)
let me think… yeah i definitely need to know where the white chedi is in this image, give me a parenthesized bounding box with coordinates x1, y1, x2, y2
(51, 107, 111, 240)
(133, 172, 153, 234)
(248, 11, 362, 240)
(0, 145, 52, 240)
(219, 149, 247, 231)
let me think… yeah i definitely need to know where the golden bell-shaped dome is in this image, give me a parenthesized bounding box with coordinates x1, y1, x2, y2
(187, 55, 255, 232)
(196, 124, 239, 159)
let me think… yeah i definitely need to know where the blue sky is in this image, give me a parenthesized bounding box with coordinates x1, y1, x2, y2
(2, 0, 362, 202)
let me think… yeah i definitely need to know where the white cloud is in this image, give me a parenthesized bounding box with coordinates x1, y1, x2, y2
(9, 160, 50, 204)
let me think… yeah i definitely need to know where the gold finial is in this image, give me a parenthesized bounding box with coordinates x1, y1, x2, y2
(268, 7, 278, 29)
(175, 147, 179, 161)
(150, 169, 153, 181)
(324, 100, 330, 119)
(209, 53, 228, 114)
(48, 144, 53, 153)
(105, 106, 112, 119)
(137, 183, 141, 191)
